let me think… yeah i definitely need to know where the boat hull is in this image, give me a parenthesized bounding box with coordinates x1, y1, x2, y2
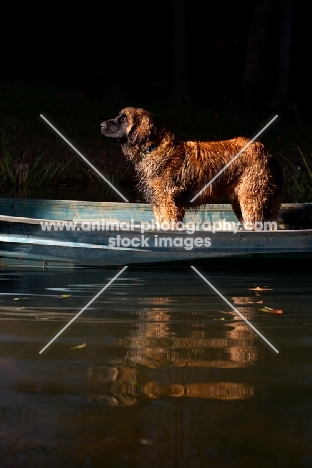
(0, 199, 311, 268)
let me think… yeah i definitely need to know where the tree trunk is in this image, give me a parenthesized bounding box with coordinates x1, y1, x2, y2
(171, 0, 192, 104)
(242, 0, 275, 108)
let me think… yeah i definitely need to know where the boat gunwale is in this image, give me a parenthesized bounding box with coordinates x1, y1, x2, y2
(0, 214, 311, 234)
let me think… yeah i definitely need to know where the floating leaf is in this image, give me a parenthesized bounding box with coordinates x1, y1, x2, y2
(249, 286, 272, 291)
(71, 343, 86, 350)
(140, 439, 154, 445)
(258, 306, 283, 315)
(57, 294, 71, 298)
(13, 297, 30, 301)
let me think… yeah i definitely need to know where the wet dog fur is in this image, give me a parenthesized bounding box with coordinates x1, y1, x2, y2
(101, 107, 283, 227)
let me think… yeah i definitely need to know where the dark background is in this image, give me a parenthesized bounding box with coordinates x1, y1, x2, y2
(1, 0, 312, 202)
(3, 0, 312, 111)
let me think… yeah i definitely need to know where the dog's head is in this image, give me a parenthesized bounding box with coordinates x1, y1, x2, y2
(101, 107, 158, 151)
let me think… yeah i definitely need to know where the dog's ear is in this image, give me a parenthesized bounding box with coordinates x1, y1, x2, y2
(128, 110, 158, 146)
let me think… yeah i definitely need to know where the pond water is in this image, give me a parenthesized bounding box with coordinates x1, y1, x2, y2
(0, 264, 312, 467)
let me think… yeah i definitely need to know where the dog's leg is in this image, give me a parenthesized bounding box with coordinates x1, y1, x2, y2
(238, 186, 279, 231)
(153, 206, 162, 225)
(239, 196, 279, 231)
(153, 201, 185, 225)
(149, 180, 185, 225)
(229, 196, 243, 224)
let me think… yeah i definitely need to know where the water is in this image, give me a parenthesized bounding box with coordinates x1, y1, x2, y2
(0, 265, 312, 467)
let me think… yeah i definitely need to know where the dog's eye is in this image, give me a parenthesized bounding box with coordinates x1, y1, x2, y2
(120, 115, 127, 123)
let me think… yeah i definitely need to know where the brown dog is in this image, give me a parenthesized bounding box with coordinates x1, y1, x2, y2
(101, 107, 283, 227)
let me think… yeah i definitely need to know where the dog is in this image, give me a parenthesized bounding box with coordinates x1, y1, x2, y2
(101, 107, 283, 228)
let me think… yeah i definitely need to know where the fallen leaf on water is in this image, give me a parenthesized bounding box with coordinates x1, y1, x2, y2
(13, 297, 30, 301)
(258, 307, 272, 312)
(57, 294, 71, 298)
(249, 286, 273, 291)
(214, 317, 225, 321)
(71, 343, 86, 350)
(258, 307, 283, 315)
(140, 439, 154, 445)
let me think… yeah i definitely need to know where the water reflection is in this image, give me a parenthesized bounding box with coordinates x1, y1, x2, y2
(0, 270, 268, 406)
(0, 312, 258, 406)
(92, 292, 262, 404)
(1, 267, 312, 466)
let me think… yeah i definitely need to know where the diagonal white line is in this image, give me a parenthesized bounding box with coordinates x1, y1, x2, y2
(39, 266, 128, 354)
(40, 114, 129, 202)
(191, 266, 279, 353)
(190, 114, 278, 202)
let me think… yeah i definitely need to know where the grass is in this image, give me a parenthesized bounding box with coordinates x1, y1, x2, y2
(279, 148, 312, 203)
(80, 163, 124, 198)
(0, 130, 127, 200)
(1, 132, 73, 189)
(1, 134, 17, 186)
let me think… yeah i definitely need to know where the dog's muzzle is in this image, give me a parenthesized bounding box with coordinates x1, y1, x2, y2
(101, 121, 108, 134)
(101, 120, 119, 136)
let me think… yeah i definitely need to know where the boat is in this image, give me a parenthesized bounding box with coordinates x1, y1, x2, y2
(0, 198, 311, 268)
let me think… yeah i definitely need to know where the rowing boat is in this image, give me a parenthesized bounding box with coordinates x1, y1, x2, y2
(0, 198, 311, 268)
